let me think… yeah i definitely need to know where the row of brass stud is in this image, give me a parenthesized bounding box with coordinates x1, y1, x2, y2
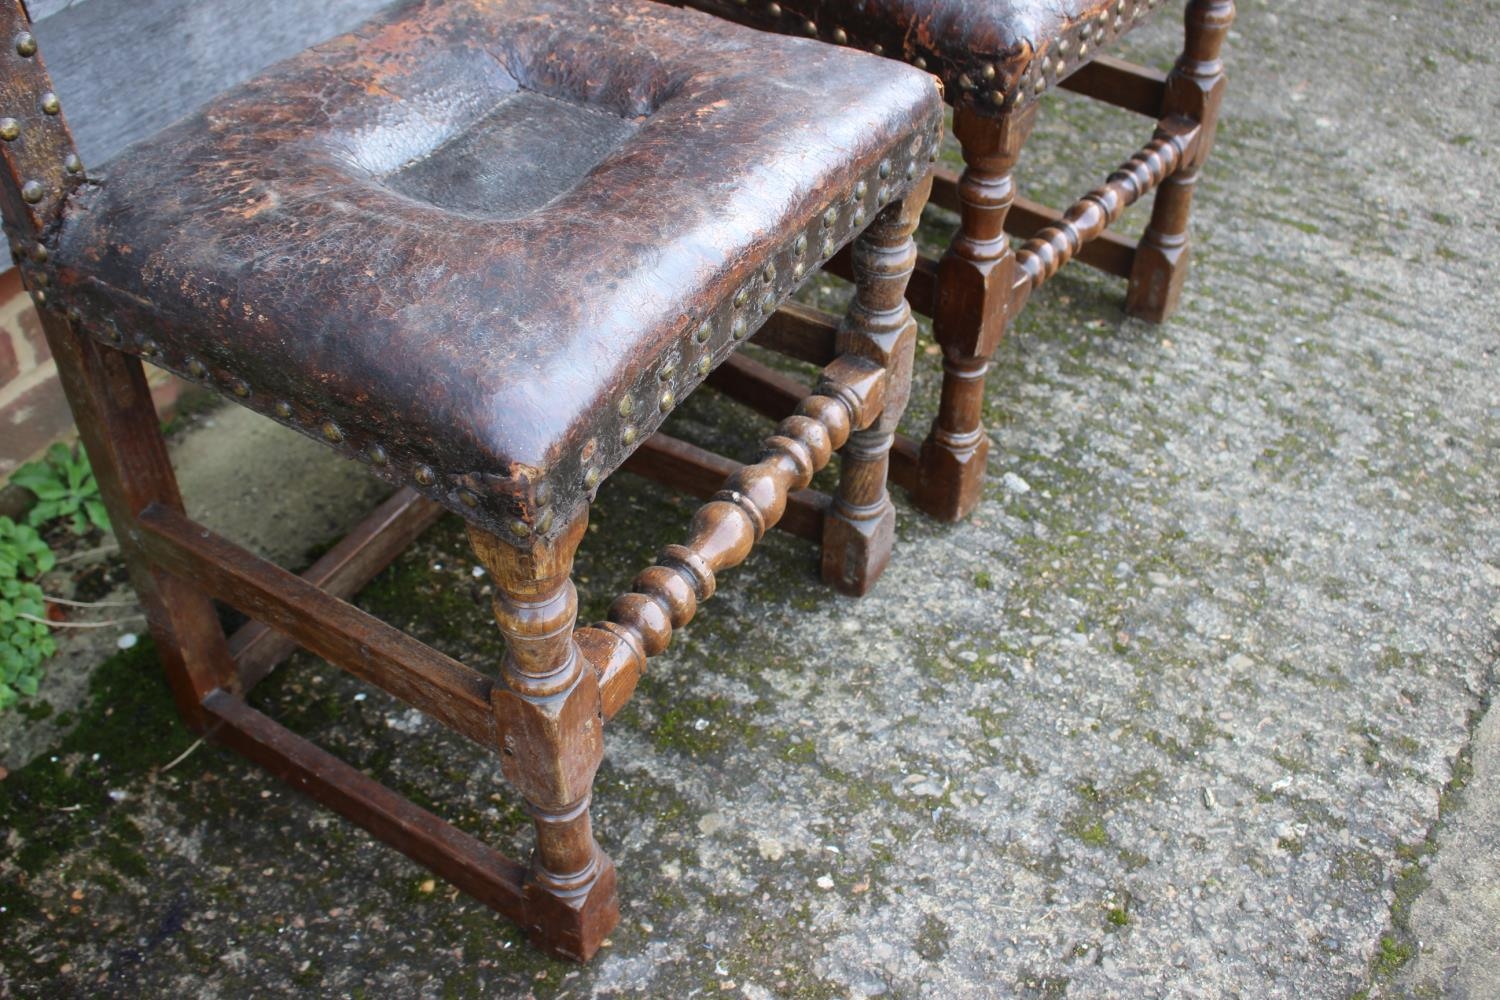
(736, 0, 1162, 112)
(574, 133, 939, 536)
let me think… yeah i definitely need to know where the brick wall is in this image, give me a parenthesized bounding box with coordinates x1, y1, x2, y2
(0, 267, 180, 479)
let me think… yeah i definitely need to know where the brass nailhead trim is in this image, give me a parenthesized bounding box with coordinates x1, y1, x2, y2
(39, 92, 59, 115)
(20, 180, 43, 203)
(14, 32, 36, 57)
(0, 118, 18, 141)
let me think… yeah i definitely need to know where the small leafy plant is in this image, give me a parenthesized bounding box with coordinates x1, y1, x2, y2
(0, 516, 57, 709)
(11, 442, 110, 536)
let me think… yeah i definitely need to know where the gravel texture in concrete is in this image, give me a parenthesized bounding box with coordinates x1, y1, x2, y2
(2, 0, 1497, 997)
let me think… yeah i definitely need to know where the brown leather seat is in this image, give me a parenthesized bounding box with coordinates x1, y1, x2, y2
(52, 0, 942, 539)
(663, 0, 1164, 115)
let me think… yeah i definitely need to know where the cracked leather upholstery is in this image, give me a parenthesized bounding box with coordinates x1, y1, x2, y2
(49, 0, 943, 540)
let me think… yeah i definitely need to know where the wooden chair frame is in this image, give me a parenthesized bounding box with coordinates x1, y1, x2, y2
(0, 0, 933, 961)
(711, 0, 1235, 522)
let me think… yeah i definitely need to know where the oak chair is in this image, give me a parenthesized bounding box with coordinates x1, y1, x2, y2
(662, 0, 1235, 520)
(0, 0, 941, 959)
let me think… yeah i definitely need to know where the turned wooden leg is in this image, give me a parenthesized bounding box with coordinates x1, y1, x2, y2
(822, 174, 930, 595)
(917, 103, 1036, 522)
(41, 311, 238, 730)
(1126, 0, 1235, 322)
(468, 511, 618, 961)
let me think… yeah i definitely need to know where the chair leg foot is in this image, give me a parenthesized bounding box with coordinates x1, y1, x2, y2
(1124, 224, 1191, 323)
(524, 851, 620, 962)
(914, 426, 989, 522)
(822, 490, 895, 597)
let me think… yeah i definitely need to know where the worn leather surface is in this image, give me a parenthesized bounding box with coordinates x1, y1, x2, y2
(50, 0, 943, 540)
(665, 0, 1160, 115)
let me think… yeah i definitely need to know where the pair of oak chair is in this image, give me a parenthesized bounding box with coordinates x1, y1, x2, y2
(1, 0, 1230, 960)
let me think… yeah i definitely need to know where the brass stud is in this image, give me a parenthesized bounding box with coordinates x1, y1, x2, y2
(274, 400, 293, 418)
(734, 286, 750, 307)
(1057, 38, 1071, 55)
(822, 206, 838, 229)
(187, 358, 207, 378)
(981, 63, 997, 81)
(0, 118, 19, 141)
(1034, 76, 1047, 94)
(792, 261, 805, 279)
(1078, 42, 1087, 58)
(231, 378, 250, 398)
(535, 480, 553, 506)
(20, 180, 43, 204)
(913, 56, 927, 70)
(793, 233, 808, 256)
(30, 271, 46, 287)
(30, 245, 46, 263)
(33, 289, 44, 305)
(458, 489, 478, 508)
(659, 389, 674, 412)
(821, 236, 836, 258)
(511, 519, 531, 537)
(659, 361, 676, 382)
(762, 262, 775, 283)
(853, 206, 866, 226)
(765, 1, 781, 15)
(64, 154, 82, 175)
(40, 92, 59, 116)
(697, 354, 712, 376)
(695, 319, 712, 343)
(584, 467, 602, 489)
(321, 421, 343, 443)
(878, 160, 892, 179)
(368, 444, 388, 466)
(622, 425, 638, 446)
(618, 394, 636, 417)
(732, 315, 748, 339)
(759, 293, 775, 314)
(957, 73, 974, 91)
(535, 509, 555, 535)
(414, 465, 435, 486)
(832, 27, 847, 44)
(987, 90, 1007, 106)
(139, 338, 159, 356)
(802, 19, 817, 36)
(855, 179, 868, 200)
(871, 44, 883, 55)
(15, 32, 36, 57)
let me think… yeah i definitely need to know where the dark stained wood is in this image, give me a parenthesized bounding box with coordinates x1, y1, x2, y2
(915, 103, 1034, 522)
(930, 169, 1139, 286)
(823, 179, 927, 595)
(1127, 0, 1235, 322)
(621, 433, 828, 541)
(1014, 117, 1200, 300)
(580, 354, 887, 719)
(1058, 54, 1168, 117)
(752, 301, 838, 365)
(202, 689, 531, 923)
(824, 239, 937, 317)
(40, 312, 239, 732)
(705, 351, 807, 421)
(135, 503, 499, 749)
(232, 487, 445, 690)
(467, 512, 618, 961)
(1007, 196, 1138, 279)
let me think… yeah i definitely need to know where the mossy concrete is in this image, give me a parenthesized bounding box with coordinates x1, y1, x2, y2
(3, 0, 1500, 995)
